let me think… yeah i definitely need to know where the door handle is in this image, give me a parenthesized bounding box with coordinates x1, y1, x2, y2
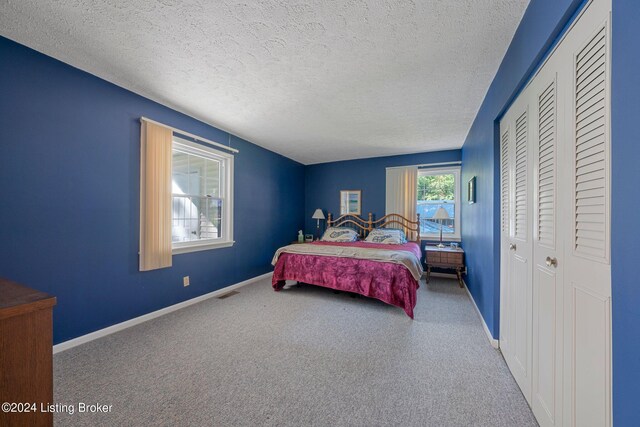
(509, 243, 517, 251)
(545, 256, 558, 267)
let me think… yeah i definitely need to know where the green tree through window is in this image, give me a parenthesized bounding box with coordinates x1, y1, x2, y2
(418, 174, 455, 201)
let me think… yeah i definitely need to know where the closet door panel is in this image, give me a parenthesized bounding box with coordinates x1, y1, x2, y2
(499, 124, 512, 356)
(532, 72, 564, 427)
(511, 253, 530, 384)
(533, 265, 558, 423)
(502, 96, 533, 403)
(572, 24, 609, 266)
(571, 284, 611, 427)
(560, 1, 612, 425)
(514, 110, 529, 242)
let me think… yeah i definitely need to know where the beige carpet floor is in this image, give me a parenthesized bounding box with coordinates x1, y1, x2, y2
(53, 276, 537, 426)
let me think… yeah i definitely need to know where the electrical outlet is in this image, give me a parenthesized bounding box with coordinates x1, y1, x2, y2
(183, 276, 190, 287)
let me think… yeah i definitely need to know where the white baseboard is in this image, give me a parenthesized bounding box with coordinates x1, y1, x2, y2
(53, 272, 272, 354)
(462, 280, 500, 349)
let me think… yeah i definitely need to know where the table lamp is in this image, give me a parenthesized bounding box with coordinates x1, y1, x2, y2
(432, 206, 450, 248)
(312, 208, 325, 240)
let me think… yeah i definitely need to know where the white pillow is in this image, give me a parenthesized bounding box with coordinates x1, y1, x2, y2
(320, 227, 359, 242)
(365, 228, 407, 244)
(381, 228, 408, 242)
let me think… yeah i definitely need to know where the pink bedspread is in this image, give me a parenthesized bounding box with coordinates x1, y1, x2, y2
(272, 241, 421, 318)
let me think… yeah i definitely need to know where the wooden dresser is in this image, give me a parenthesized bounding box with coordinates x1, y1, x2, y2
(0, 278, 56, 427)
(424, 245, 466, 287)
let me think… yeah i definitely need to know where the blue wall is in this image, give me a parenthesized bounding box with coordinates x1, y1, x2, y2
(304, 150, 461, 235)
(0, 36, 305, 344)
(611, 1, 640, 425)
(460, 0, 583, 338)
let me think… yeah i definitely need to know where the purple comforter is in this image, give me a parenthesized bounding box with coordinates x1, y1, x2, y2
(272, 241, 421, 318)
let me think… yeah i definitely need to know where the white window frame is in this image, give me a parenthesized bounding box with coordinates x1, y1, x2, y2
(417, 166, 461, 241)
(171, 136, 234, 254)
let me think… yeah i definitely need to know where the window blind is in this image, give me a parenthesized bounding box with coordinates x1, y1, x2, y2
(139, 120, 173, 271)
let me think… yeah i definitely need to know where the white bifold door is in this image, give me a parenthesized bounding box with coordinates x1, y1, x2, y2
(500, 90, 534, 403)
(499, 0, 612, 426)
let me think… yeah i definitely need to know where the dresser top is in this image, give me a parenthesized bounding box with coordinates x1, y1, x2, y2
(0, 278, 56, 320)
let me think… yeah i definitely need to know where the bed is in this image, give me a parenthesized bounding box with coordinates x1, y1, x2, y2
(271, 213, 423, 318)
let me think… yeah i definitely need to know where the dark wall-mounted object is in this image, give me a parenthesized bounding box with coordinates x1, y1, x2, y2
(468, 176, 476, 204)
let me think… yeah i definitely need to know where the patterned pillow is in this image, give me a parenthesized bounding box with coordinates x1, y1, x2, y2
(380, 227, 408, 242)
(320, 227, 359, 242)
(364, 228, 407, 244)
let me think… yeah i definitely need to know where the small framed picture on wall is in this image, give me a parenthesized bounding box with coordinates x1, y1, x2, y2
(340, 190, 362, 215)
(468, 176, 476, 204)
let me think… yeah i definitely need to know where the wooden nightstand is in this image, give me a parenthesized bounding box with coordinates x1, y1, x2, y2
(425, 245, 466, 287)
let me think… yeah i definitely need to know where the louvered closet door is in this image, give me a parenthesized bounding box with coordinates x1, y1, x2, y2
(499, 122, 512, 361)
(559, 1, 612, 425)
(499, 2, 611, 426)
(531, 62, 565, 427)
(499, 92, 533, 404)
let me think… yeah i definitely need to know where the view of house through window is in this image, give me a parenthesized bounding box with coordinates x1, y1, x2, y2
(417, 166, 460, 239)
(171, 137, 232, 250)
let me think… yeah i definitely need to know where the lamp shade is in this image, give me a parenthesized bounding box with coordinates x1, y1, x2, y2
(432, 206, 450, 220)
(312, 208, 325, 220)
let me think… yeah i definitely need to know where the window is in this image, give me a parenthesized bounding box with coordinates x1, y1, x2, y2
(171, 137, 234, 253)
(417, 166, 461, 240)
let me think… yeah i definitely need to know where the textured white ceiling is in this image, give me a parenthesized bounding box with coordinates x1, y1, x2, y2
(0, 0, 529, 164)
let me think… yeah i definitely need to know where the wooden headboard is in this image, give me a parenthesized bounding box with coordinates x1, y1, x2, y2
(326, 212, 421, 242)
(372, 213, 421, 242)
(325, 213, 372, 239)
